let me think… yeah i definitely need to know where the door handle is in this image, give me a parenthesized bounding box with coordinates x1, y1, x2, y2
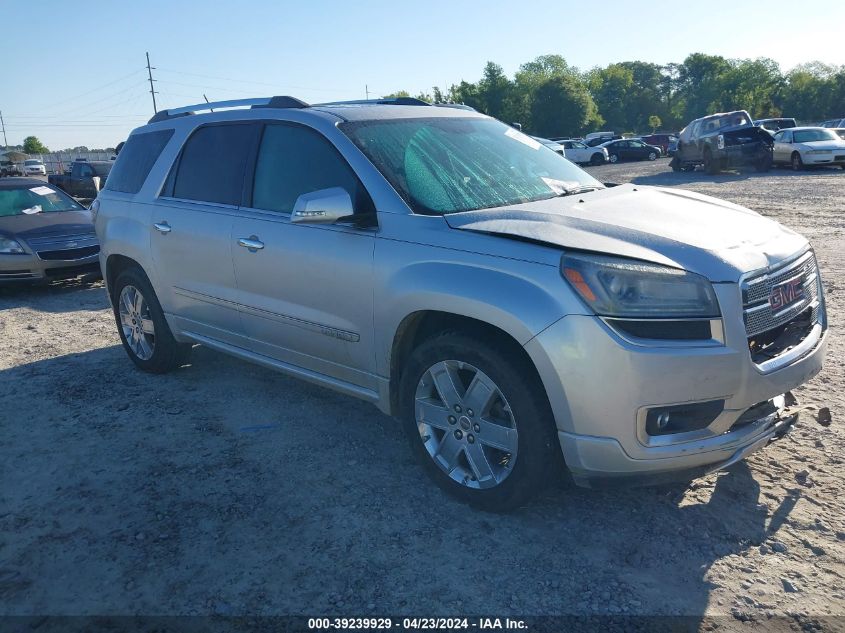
(237, 236, 265, 251)
(153, 221, 172, 234)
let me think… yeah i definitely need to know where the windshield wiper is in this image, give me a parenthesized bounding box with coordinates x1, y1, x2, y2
(556, 185, 603, 197)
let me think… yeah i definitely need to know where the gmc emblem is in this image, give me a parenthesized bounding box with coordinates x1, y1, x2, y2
(769, 277, 804, 311)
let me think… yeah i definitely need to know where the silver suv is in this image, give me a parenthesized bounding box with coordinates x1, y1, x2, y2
(94, 96, 828, 511)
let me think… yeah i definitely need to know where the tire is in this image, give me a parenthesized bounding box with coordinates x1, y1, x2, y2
(648, 151, 658, 161)
(791, 152, 804, 171)
(399, 332, 558, 512)
(704, 148, 719, 175)
(111, 266, 191, 373)
(608, 154, 618, 164)
(669, 157, 681, 172)
(590, 153, 604, 166)
(755, 154, 772, 172)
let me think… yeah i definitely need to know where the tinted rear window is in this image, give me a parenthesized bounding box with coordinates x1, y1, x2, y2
(105, 129, 173, 193)
(172, 124, 256, 205)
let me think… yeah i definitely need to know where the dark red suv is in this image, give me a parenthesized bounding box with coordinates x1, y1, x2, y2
(638, 133, 678, 155)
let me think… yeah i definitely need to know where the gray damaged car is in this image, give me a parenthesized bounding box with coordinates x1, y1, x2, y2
(94, 97, 827, 510)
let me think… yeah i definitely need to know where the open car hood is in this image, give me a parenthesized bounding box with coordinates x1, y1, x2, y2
(443, 184, 808, 282)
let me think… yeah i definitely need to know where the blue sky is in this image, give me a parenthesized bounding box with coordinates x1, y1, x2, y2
(2, 0, 843, 149)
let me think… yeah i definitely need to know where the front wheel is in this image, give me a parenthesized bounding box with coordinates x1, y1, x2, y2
(704, 149, 720, 175)
(648, 151, 658, 161)
(112, 267, 191, 373)
(400, 333, 558, 512)
(590, 153, 604, 166)
(791, 152, 804, 171)
(755, 154, 772, 172)
(608, 154, 618, 163)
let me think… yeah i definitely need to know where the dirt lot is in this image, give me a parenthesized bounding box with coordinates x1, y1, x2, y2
(1, 159, 844, 630)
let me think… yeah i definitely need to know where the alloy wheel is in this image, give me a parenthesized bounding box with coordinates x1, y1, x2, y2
(118, 285, 155, 361)
(414, 360, 518, 490)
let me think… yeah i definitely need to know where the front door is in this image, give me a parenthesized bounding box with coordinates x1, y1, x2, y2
(231, 122, 377, 390)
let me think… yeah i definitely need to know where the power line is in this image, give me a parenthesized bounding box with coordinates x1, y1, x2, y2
(13, 69, 145, 117)
(146, 52, 158, 114)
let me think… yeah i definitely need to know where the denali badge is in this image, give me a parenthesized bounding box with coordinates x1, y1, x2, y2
(769, 277, 804, 311)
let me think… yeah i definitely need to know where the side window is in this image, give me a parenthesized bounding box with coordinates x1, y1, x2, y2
(171, 124, 257, 205)
(77, 164, 93, 178)
(781, 131, 792, 143)
(105, 129, 174, 194)
(251, 124, 373, 214)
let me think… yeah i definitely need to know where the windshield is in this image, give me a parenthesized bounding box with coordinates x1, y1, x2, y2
(700, 112, 750, 133)
(92, 163, 112, 176)
(793, 129, 838, 143)
(24, 159, 42, 166)
(341, 117, 602, 215)
(0, 184, 84, 217)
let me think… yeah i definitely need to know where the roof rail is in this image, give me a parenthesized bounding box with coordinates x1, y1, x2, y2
(147, 96, 310, 124)
(315, 97, 431, 107)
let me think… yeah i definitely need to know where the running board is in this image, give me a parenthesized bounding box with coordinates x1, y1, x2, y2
(183, 331, 380, 404)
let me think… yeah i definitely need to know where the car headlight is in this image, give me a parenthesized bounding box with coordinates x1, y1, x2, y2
(561, 253, 720, 318)
(0, 237, 25, 254)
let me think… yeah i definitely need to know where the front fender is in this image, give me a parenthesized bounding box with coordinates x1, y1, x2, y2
(373, 241, 587, 377)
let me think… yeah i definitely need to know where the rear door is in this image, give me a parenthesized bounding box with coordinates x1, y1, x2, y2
(150, 122, 259, 344)
(230, 122, 377, 389)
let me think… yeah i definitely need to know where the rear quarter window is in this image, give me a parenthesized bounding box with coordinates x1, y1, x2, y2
(105, 129, 174, 194)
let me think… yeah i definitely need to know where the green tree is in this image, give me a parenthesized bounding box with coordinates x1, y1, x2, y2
(530, 75, 601, 138)
(476, 62, 514, 121)
(23, 136, 49, 154)
(586, 64, 634, 131)
(648, 115, 662, 132)
(676, 53, 730, 121)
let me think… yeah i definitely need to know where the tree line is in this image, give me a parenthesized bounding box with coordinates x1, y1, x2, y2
(388, 53, 845, 138)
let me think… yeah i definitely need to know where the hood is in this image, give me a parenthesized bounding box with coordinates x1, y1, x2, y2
(0, 209, 94, 241)
(443, 184, 808, 282)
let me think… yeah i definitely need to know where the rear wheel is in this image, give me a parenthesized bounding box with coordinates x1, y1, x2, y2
(112, 267, 191, 373)
(400, 333, 557, 512)
(791, 152, 804, 171)
(704, 148, 719, 175)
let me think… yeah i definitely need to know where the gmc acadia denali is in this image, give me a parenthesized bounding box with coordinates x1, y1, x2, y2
(94, 96, 828, 511)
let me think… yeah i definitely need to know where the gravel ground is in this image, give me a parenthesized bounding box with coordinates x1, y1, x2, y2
(1, 159, 843, 630)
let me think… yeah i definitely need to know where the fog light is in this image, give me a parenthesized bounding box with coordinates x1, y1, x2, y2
(646, 400, 724, 436)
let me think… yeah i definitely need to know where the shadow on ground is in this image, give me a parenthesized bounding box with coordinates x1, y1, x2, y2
(0, 344, 803, 621)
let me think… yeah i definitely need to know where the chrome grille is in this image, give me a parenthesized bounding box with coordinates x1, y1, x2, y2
(742, 251, 820, 338)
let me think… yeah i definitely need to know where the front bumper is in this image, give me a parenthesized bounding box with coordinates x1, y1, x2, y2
(0, 252, 100, 283)
(525, 283, 827, 486)
(803, 153, 845, 166)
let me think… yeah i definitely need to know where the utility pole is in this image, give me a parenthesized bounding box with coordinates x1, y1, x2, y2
(146, 52, 158, 114)
(365, 84, 369, 100)
(0, 110, 7, 147)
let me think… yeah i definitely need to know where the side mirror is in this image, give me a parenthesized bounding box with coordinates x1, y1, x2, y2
(291, 187, 354, 224)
